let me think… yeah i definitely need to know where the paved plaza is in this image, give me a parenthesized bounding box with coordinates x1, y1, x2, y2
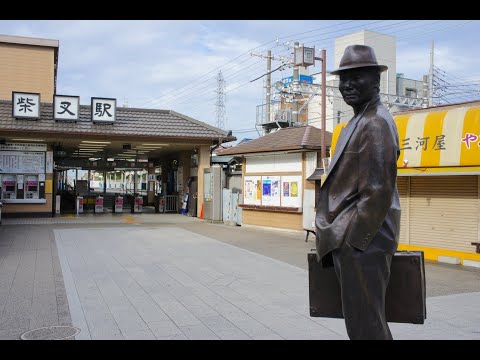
(1, 214, 479, 340)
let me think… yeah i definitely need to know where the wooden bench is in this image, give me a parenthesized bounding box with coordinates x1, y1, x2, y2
(304, 228, 316, 242)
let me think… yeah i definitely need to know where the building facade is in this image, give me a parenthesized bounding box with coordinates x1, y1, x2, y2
(0, 34, 233, 218)
(330, 100, 480, 266)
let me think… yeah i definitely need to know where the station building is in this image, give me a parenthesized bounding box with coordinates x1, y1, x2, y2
(0, 34, 234, 217)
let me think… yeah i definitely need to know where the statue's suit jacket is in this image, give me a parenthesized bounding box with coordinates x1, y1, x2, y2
(315, 98, 401, 262)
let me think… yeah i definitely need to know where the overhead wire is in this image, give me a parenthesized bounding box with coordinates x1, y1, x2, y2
(168, 21, 470, 112)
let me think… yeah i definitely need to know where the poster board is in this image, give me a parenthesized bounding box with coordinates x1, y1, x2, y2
(281, 175, 302, 208)
(244, 176, 261, 205)
(261, 175, 280, 206)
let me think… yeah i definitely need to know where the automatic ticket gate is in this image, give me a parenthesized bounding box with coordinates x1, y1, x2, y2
(114, 196, 123, 213)
(94, 196, 103, 213)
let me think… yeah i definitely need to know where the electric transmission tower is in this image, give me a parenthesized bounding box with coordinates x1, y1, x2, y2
(215, 70, 226, 130)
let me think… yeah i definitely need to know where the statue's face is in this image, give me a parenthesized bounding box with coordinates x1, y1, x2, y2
(338, 68, 379, 107)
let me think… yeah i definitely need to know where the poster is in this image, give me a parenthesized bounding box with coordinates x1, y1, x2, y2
(291, 181, 298, 197)
(256, 180, 262, 200)
(281, 175, 302, 208)
(272, 179, 280, 198)
(244, 176, 261, 205)
(262, 176, 280, 206)
(262, 179, 271, 196)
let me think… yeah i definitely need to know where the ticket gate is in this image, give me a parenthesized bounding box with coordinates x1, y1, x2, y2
(134, 196, 143, 213)
(114, 196, 124, 213)
(94, 196, 104, 213)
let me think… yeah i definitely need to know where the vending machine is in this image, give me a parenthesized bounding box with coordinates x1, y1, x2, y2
(1, 175, 17, 199)
(24, 175, 39, 199)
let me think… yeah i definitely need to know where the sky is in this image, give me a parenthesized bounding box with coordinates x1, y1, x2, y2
(0, 20, 479, 143)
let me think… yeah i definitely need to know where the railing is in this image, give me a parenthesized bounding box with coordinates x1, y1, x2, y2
(164, 195, 178, 213)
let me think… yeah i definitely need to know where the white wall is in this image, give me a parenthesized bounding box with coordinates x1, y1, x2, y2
(313, 30, 398, 132)
(334, 30, 396, 95)
(245, 153, 302, 173)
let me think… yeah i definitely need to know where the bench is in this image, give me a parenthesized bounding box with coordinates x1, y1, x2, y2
(304, 228, 316, 242)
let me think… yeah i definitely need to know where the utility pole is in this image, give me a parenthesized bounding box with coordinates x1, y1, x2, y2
(321, 48, 327, 162)
(292, 42, 300, 124)
(251, 50, 288, 130)
(422, 74, 429, 108)
(429, 41, 434, 107)
(266, 50, 272, 124)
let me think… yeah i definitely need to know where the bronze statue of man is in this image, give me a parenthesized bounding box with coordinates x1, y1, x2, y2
(315, 45, 401, 340)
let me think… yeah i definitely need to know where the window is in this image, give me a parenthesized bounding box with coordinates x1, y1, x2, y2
(405, 88, 417, 98)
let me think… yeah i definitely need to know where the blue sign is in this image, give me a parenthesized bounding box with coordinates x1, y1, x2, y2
(282, 76, 293, 86)
(281, 75, 313, 87)
(299, 75, 313, 84)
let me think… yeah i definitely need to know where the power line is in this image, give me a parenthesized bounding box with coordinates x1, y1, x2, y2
(172, 21, 474, 112)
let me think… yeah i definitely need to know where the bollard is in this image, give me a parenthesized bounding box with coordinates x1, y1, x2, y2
(55, 195, 61, 215)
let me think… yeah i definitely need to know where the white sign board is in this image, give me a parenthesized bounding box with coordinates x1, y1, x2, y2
(91, 97, 116, 123)
(0, 143, 47, 152)
(177, 166, 183, 192)
(261, 175, 280, 206)
(281, 175, 302, 208)
(0, 151, 46, 174)
(46, 151, 53, 173)
(12, 92, 40, 119)
(243, 176, 261, 205)
(54, 95, 80, 121)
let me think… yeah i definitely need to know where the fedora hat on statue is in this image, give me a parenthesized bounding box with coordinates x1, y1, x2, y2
(330, 45, 388, 75)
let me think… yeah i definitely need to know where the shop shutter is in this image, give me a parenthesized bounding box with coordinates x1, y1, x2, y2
(409, 176, 478, 253)
(397, 177, 409, 244)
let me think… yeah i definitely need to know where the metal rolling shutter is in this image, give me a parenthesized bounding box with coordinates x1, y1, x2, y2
(409, 176, 478, 253)
(397, 177, 409, 245)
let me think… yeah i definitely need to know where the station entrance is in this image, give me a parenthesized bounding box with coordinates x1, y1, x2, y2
(54, 154, 185, 215)
(0, 101, 233, 219)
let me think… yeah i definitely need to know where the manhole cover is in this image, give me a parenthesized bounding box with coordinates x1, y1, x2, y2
(20, 326, 80, 340)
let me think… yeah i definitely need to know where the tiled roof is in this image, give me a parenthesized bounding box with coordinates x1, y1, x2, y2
(220, 125, 332, 155)
(0, 100, 231, 141)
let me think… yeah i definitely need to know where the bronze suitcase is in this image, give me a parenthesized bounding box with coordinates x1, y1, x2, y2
(308, 250, 426, 324)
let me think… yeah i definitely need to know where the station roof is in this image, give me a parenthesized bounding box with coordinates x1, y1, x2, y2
(0, 100, 234, 162)
(0, 100, 231, 141)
